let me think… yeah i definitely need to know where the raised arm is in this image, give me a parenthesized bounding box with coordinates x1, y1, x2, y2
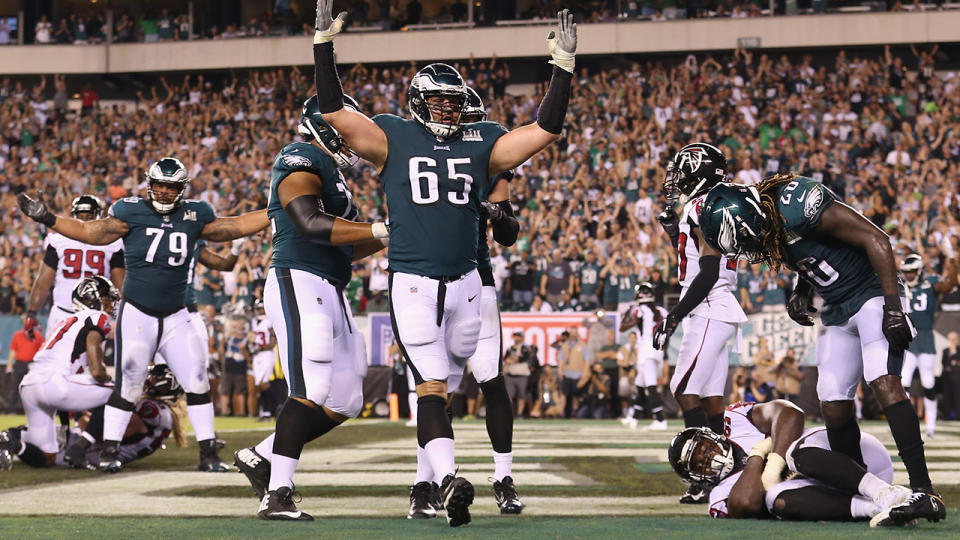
(276, 171, 388, 245)
(933, 253, 957, 294)
(814, 201, 912, 349)
(200, 209, 269, 242)
(312, 0, 388, 168)
(488, 11, 576, 176)
(18, 192, 128, 245)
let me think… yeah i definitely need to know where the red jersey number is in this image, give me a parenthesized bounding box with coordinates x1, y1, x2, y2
(62, 249, 106, 278)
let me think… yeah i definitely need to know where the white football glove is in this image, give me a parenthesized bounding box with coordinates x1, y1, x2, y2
(761, 452, 787, 491)
(748, 438, 773, 460)
(546, 9, 577, 73)
(315, 0, 347, 44)
(230, 237, 245, 256)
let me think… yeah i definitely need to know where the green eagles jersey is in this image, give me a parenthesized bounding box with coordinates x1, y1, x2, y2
(184, 239, 206, 307)
(905, 275, 940, 354)
(109, 197, 216, 315)
(373, 115, 507, 276)
(579, 263, 602, 296)
(776, 176, 884, 326)
(268, 142, 358, 286)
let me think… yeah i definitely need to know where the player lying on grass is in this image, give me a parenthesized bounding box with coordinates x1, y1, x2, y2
(668, 399, 945, 526)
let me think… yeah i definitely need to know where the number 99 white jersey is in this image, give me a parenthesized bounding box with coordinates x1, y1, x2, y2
(43, 233, 124, 311)
(677, 195, 747, 324)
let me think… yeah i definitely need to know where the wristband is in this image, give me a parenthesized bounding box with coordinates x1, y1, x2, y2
(761, 453, 787, 490)
(372, 222, 389, 239)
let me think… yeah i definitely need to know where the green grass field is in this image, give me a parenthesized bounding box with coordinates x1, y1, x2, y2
(0, 415, 956, 538)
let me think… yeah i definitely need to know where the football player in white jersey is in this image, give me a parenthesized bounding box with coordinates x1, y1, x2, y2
(26, 194, 124, 339)
(0, 276, 118, 470)
(653, 143, 747, 503)
(620, 282, 669, 430)
(669, 399, 945, 526)
(250, 300, 277, 420)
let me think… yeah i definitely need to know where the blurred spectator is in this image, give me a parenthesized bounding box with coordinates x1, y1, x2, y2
(595, 330, 621, 417)
(115, 13, 134, 42)
(406, 0, 422, 25)
(35, 16, 53, 44)
(54, 18, 72, 43)
(739, 263, 765, 314)
(941, 332, 960, 420)
(0, 18, 12, 45)
(530, 365, 563, 418)
(751, 337, 778, 398)
(451, 0, 468, 22)
(503, 331, 532, 417)
(80, 83, 98, 114)
(773, 348, 803, 404)
(557, 329, 587, 418)
(540, 248, 574, 307)
(761, 269, 789, 312)
(6, 317, 43, 413)
(157, 9, 175, 41)
(531, 294, 553, 312)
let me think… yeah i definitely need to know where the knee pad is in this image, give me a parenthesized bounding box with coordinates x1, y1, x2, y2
(448, 318, 482, 360)
(301, 313, 334, 364)
(396, 306, 441, 346)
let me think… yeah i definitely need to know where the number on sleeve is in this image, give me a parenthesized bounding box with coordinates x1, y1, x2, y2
(62, 249, 83, 278)
(779, 180, 800, 205)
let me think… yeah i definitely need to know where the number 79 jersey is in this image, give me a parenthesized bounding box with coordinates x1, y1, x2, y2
(43, 233, 124, 310)
(373, 115, 507, 277)
(109, 197, 216, 315)
(776, 176, 884, 326)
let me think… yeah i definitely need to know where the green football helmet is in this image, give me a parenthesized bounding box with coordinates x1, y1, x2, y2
(145, 157, 189, 214)
(408, 63, 469, 139)
(900, 254, 924, 287)
(699, 182, 770, 264)
(299, 93, 361, 169)
(462, 87, 486, 124)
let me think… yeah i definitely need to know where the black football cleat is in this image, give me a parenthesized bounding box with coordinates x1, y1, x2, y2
(63, 435, 94, 469)
(440, 474, 474, 527)
(257, 487, 313, 521)
(890, 492, 946, 524)
(97, 441, 122, 473)
(0, 431, 15, 471)
(407, 481, 437, 519)
(234, 447, 271, 499)
(198, 439, 231, 472)
(493, 476, 524, 514)
(679, 482, 711, 504)
(430, 481, 442, 512)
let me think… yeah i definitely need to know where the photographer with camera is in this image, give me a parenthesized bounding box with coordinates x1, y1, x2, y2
(504, 331, 533, 417)
(576, 363, 611, 419)
(558, 327, 590, 418)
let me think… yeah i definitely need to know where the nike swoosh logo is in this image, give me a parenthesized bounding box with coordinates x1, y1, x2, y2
(270, 511, 304, 518)
(468, 295, 477, 302)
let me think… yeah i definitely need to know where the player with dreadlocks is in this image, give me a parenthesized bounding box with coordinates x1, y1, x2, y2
(697, 177, 945, 521)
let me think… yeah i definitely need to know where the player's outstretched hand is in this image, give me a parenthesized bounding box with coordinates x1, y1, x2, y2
(882, 303, 914, 351)
(315, 0, 347, 43)
(653, 314, 678, 351)
(546, 9, 577, 73)
(17, 191, 56, 227)
(786, 288, 816, 326)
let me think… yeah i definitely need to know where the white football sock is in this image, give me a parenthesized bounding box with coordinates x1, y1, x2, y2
(268, 454, 298, 491)
(103, 405, 134, 442)
(850, 495, 882, 518)
(416, 445, 435, 484)
(255, 433, 275, 461)
(408, 392, 419, 421)
(424, 437, 455, 483)
(923, 397, 937, 434)
(858, 472, 889, 499)
(493, 451, 513, 482)
(187, 402, 216, 442)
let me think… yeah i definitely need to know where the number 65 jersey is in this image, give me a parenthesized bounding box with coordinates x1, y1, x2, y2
(775, 176, 885, 326)
(373, 115, 507, 277)
(109, 197, 216, 315)
(43, 233, 123, 311)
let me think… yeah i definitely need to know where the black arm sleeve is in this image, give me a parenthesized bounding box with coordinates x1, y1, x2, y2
(43, 244, 59, 269)
(110, 249, 125, 269)
(536, 66, 573, 135)
(668, 255, 720, 321)
(284, 194, 336, 244)
(490, 200, 519, 247)
(313, 42, 345, 113)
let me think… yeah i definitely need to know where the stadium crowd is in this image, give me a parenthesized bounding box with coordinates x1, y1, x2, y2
(2, 42, 960, 418)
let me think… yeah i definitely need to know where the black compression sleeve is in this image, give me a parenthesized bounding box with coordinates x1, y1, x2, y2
(110, 249, 125, 269)
(669, 255, 720, 321)
(313, 42, 345, 113)
(491, 200, 519, 247)
(43, 244, 58, 269)
(537, 66, 573, 134)
(284, 194, 335, 244)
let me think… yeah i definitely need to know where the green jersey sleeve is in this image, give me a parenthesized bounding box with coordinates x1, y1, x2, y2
(777, 176, 837, 235)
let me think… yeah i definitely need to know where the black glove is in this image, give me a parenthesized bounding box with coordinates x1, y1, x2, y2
(786, 289, 817, 326)
(17, 192, 56, 227)
(882, 303, 914, 351)
(653, 314, 679, 351)
(657, 205, 680, 246)
(480, 200, 505, 221)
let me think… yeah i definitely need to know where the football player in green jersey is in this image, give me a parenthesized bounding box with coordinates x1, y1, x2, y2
(310, 0, 573, 527)
(698, 178, 944, 517)
(900, 252, 957, 438)
(18, 158, 269, 474)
